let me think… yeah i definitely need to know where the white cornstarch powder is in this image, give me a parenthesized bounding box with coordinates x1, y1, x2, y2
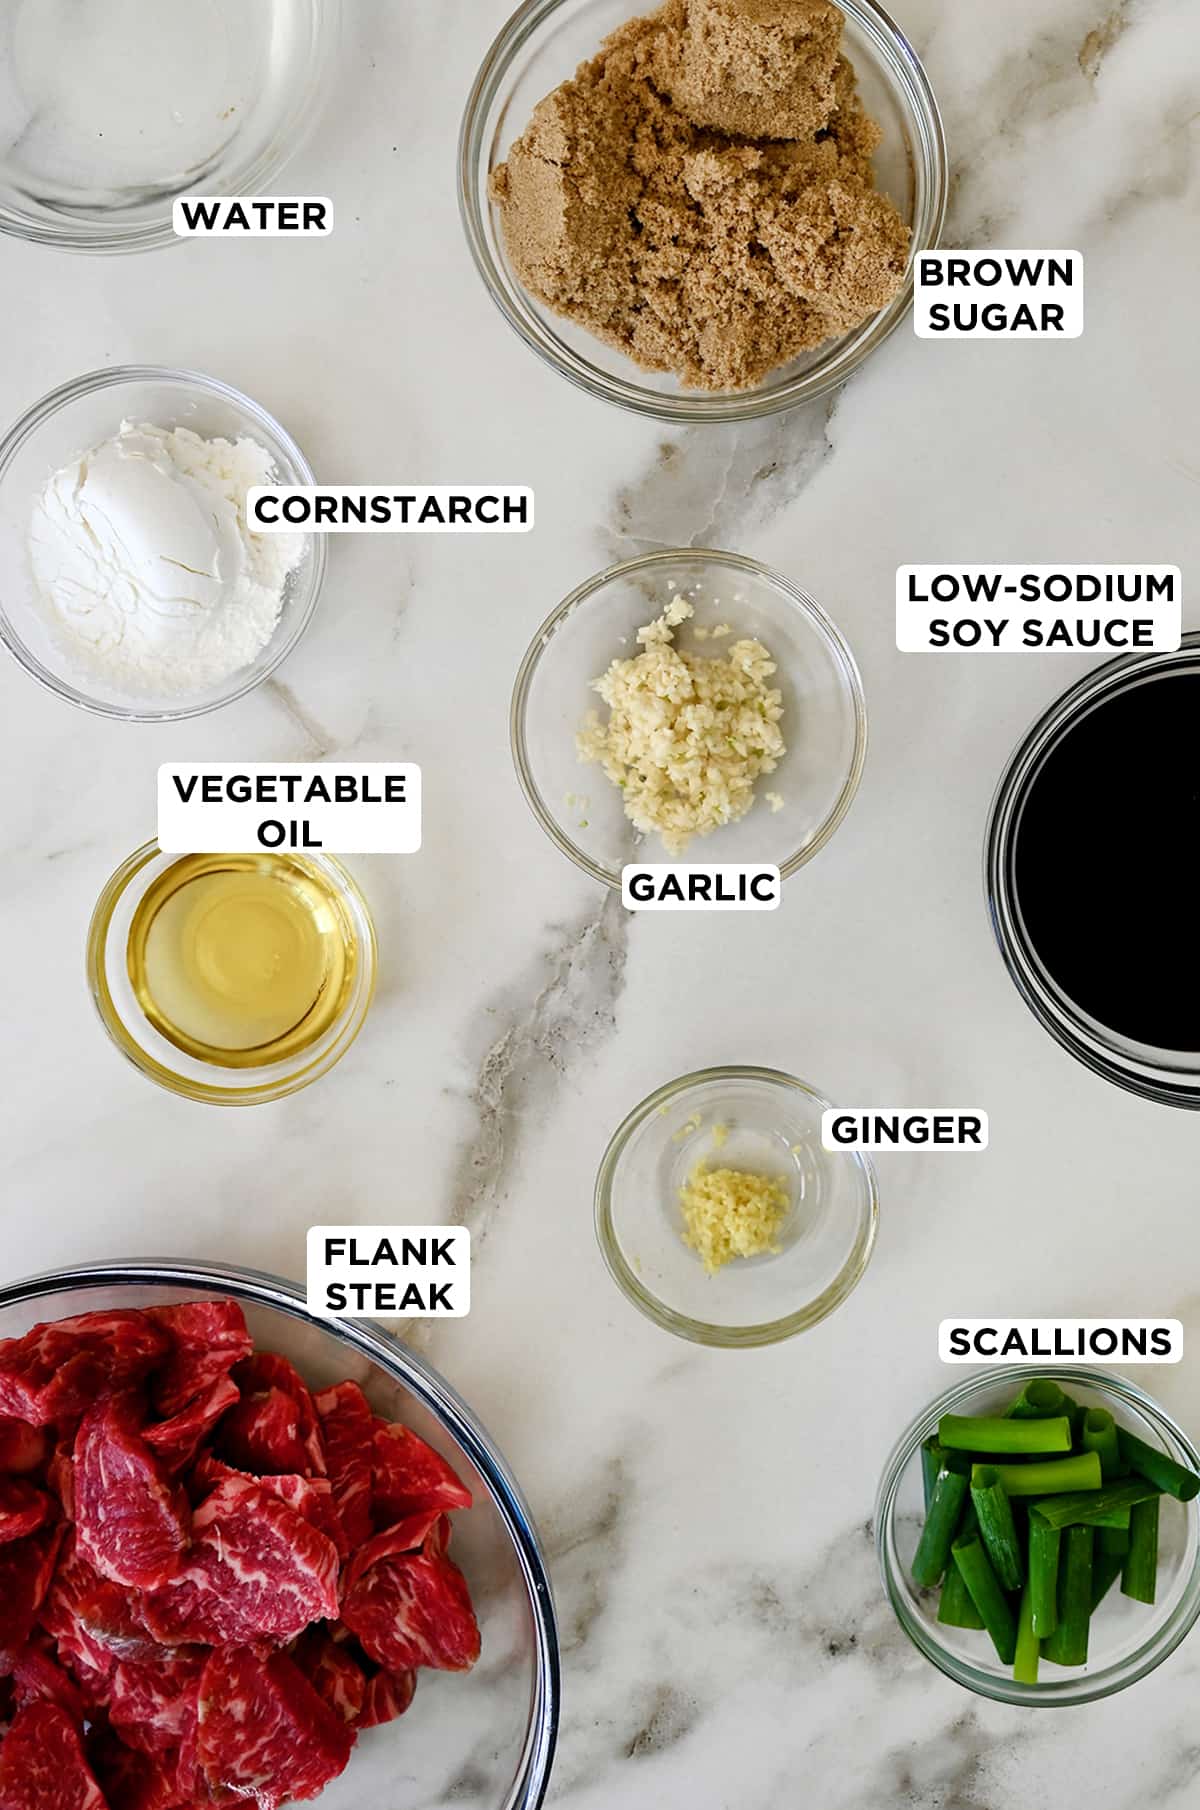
(29, 421, 305, 696)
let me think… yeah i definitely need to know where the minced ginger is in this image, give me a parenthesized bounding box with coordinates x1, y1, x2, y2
(679, 1159, 790, 1273)
(576, 596, 785, 855)
(490, 0, 910, 391)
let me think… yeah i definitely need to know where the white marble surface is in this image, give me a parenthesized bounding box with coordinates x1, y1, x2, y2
(3, 0, 1200, 1803)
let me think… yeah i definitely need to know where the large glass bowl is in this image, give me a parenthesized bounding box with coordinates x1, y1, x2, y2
(0, 1260, 559, 1810)
(511, 549, 867, 887)
(876, 1366, 1200, 1705)
(460, 0, 946, 422)
(0, 0, 339, 253)
(0, 366, 324, 721)
(595, 1066, 879, 1346)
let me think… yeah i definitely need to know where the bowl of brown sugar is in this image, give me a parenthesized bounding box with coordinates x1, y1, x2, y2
(460, 0, 946, 421)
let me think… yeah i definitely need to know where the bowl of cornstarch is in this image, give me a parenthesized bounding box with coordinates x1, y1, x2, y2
(0, 365, 325, 721)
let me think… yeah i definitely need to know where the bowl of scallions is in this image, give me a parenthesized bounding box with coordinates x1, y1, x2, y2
(875, 1367, 1200, 1704)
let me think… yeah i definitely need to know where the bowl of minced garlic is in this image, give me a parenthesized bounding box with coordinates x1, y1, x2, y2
(511, 548, 868, 886)
(463, 0, 946, 418)
(594, 1066, 879, 1346)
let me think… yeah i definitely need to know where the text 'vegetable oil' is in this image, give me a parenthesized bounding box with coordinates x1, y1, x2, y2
(126, 853, 357, 1068)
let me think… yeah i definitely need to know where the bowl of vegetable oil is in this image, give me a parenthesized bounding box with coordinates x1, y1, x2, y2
(86, 842, 376, 1104)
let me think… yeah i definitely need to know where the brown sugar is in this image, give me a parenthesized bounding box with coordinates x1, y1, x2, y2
(489, 0, 910, 392)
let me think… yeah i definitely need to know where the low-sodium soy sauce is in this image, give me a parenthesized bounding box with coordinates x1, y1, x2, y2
(1013, 671, 1200, 1052)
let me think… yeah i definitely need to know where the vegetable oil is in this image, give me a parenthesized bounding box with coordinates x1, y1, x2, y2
(126, 853, 357, 1068)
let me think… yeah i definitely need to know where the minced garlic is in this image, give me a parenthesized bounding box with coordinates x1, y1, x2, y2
(678, 1160, 789, 1275)
(576, 598, 785, 856)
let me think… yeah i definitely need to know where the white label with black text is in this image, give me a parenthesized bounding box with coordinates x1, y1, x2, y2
(307, 1226, 470, 1318)
(248, 486, 533, 532)
(915, 250, 1083, 338)
(172, 196, 333, 236)
(897, 565, 1181, 653)
(159, 763, 421, 855)
(939, 1318, 1182, 1364)
(622, 863, 780, 911)
(822, 1110, 989, 1151)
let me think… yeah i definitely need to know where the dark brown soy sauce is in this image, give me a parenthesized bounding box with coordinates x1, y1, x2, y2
(1012, 671, 1200, 1052)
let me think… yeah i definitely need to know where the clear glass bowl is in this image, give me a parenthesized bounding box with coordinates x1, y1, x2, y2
(985, 635, 1200, 1110)
(595, 1066, 878, 1347)
(876, 1366, 1200, 1705)
(86, 841, 377, 1106)
(459, 0, 947, 422)
(0, 366, 324, 721)
(0, 0, 339, 252)
(0, 1260, 559, 1810)
(511, 549, 867, 887)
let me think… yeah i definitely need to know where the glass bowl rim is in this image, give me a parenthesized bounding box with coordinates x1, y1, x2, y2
(594, 1063, 880, 1347)
(0, 0, 343, 254)
(85, 839, 376, 1106)
(458, 0, 948, 423)
(510, 546, 869, 889)
(0, 1256, 560, 1810)
(0, 362, 326, 722)
(984, 633, 1200, 1110)
(874, 1362, 1200, 1706)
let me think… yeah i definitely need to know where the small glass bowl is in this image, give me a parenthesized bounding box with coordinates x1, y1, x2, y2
(86, 841, 376, 1106)
(0, 365, 324, 721)
(511, 549, 867, 888)
(876, 1366, 1200, 1706)
(459, 0, 947, 422)
(986, 635, 1200, 1110)
(0, 0, 340, 253)
(595, 1066, 878, 1347)
(0, 1259, 558, 1810)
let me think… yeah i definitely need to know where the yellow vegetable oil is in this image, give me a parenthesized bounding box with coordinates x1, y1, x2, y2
(126, 853, 357, 1068)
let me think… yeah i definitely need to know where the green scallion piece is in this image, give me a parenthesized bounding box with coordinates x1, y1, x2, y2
(939, 1414, 1072, 1456)
(1006, 1380, 1070, 1421)
(912, 1461, 970, 1589)
(951, 1528, 1017, 1664)
(1117, 1428, 1200, 1503)
(1081, 1408, 1122, 1480)
(921, 1438, 942, 1510)
(1028, 1516, 1060, 1639)
(1091, 1546, 1125, 1612)
(977, 1452, 1101, 1498)
(1013, 1581, 1040, 1685)
(970, 1465, 1024, 1591)
(1098, 1524, 1129, 1558)
(938, 1558, 985, 1629)
(1028, 1477, 1160, 1530)
(1121, 1496, 1160, 1605)
(1042, 1526, 1093, 1667)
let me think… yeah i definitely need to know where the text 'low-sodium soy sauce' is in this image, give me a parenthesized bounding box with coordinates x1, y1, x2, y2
(1013, 671, 1200, 1054)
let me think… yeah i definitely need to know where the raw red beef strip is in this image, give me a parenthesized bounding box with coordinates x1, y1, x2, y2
(233, 1356, 326, 1477)
(188, 1458, 347, 1557)
(141, 1475, 338, 1648)
(0, 1527, 65, 1674)
(342, 1509, 443, 1593)
(45, 1446, 75, 1522)
(10, 1645, 86, 1724)
(146, 1303, 252, 1421)
(0, 1314, 167, 1430)
(0, 1422, 46, 1477)
(0, 1702, 109, 1810)
(355, 1668, 415, 1730)
(0, 1482, 51, 1547)
(341, 1540, 481, 1675)
(105, 1649, 204, 1757)
(142, 1376, 239, 1476)
(291, 1632, 366, 1725)
(312, 1383, 373, 1549)
(196, 1647, 354, 1808)
(216, 1389, 310, 1478)
(42, 1537, 158, 1679)
(74, 1398, 190, 1592)
(371, 1421, 472, 1524)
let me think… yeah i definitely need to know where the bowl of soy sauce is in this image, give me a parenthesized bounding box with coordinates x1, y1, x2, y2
(987, 634, 1200, 1108)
